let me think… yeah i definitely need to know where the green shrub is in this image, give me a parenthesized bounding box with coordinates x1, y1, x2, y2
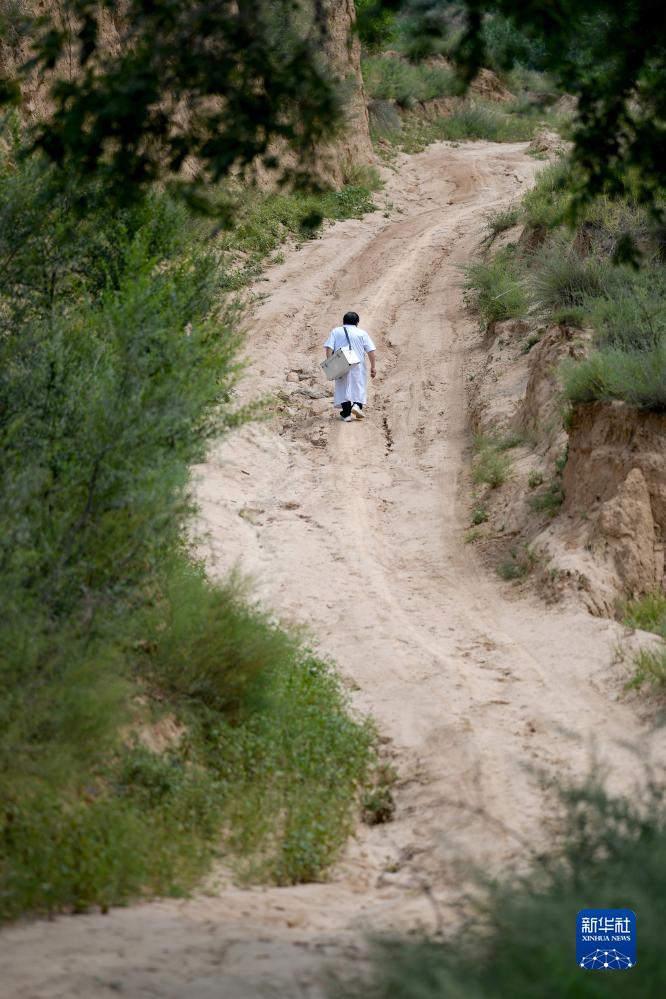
(336, 779, 666, 998)
(463, 249, 528, 327)
(146, 561, 301, 719)
(356, 0, 397, 51)
(482, 205, 520, 246)
(218, 181, 380, 288)
(530, 240, 611, 318)
(528, 469, 544, 488)
(529, 479, 565, 516)
(361, 763, 398, 826)
(430, 103, 536, 142)
(481, 13, 547, 75)
(584, 261, 666, 353)
(521, 332, 542, 353)
(562, 343, 666, 411)
(0, 127, 378, 920)
(498, 558, 528, 580)
(520, 158, 574, 232)
(382, 101, 542, 155)
(362, 55, 460, 106)
(0, 561, 376, 918)
(622, 592, 666, 639)
(473, 439, 511, 488)
(471, 504, 489, 525)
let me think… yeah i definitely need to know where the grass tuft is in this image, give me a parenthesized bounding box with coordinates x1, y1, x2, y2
(472, 437, 512, 488)
(498, 546, 536, 580)
(529, 478, 565, 516)
(622, 592, 666, 639)
(463, 248, 528, 327)
(627, 645, 666, 692)
(471, 504, 489, 525)
(362, 56, 461, 107)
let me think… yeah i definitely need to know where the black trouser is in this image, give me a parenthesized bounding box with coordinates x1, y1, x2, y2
(341, 401, 363, 417)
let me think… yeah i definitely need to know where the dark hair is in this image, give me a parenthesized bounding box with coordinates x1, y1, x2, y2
(343, 311, 359, 326)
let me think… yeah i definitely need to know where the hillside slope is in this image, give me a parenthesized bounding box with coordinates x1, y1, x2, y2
(2, 140, 663, 999)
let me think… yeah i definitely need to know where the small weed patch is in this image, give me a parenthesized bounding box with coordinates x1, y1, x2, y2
(463, 249, 528, 327)
(627, 645, 666, 692)
(521, 332, 542, 353)
(622, 592, 666, 639)
(482, 205, 520, 246)
(362, 763, 398, 826)
(498, 546, 536, 580)
(473, 448, 510, 489)
(529, 479, 564, 516)
(471, 504, 489, 525)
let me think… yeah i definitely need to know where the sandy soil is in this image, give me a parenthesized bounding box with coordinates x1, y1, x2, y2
(2, 142, 663, 999)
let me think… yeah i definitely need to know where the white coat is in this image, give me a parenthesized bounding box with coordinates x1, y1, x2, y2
(324, 326, 376, 406)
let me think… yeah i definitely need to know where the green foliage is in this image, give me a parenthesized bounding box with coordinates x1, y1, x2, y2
(529, 479, 564, 516)
(144, 562, 301, 719)
(463, 248, 527, 327)
(527, 469, 543, 488)
(555, 252, 666, 410)
(370, 98, 546, 155)
(336, 777, 666, 998)
(622, 592, 666, 640)
(530, 240, 612, 320)
(362, 55, 460, 106)
(356, 0, 398, 52)
(497, 546, 534, 580)
(0, 216, 241, 623)
(427, 102, 536, 141)
(562, 344, 666, 412)
(482, 204, 520, 246)
(472, 437, 511, 489)
(481, 12, 546, 74)
(218, 179, 380, 289)
(382, 1, 666, 222)
(520, 159, 575, 232)
(0, 121, 379, 919)
(1, 561, 376, 918)
(473, 152, 666, 413)
(471, 504, 489, 525)
(521, 332, 542, 353)
(628, 645, 666, 692)
(584, 263, 666, 353)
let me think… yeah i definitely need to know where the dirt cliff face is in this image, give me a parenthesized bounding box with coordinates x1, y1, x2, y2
(319, 0, 374, 182)
(2, 1, 373, 186)
(467, 310, 665, 616)
(563, 402, 665, 598)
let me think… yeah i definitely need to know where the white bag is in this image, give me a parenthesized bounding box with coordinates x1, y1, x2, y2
(320, 327, 360, 381)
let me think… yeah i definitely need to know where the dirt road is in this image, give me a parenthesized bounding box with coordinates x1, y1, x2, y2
(1, 142, 661, 998)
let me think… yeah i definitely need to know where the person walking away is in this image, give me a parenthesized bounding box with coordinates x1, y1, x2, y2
(324, 312, 376, 421)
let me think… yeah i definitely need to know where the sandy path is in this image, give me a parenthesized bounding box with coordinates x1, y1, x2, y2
(2, 142, 662, 999)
